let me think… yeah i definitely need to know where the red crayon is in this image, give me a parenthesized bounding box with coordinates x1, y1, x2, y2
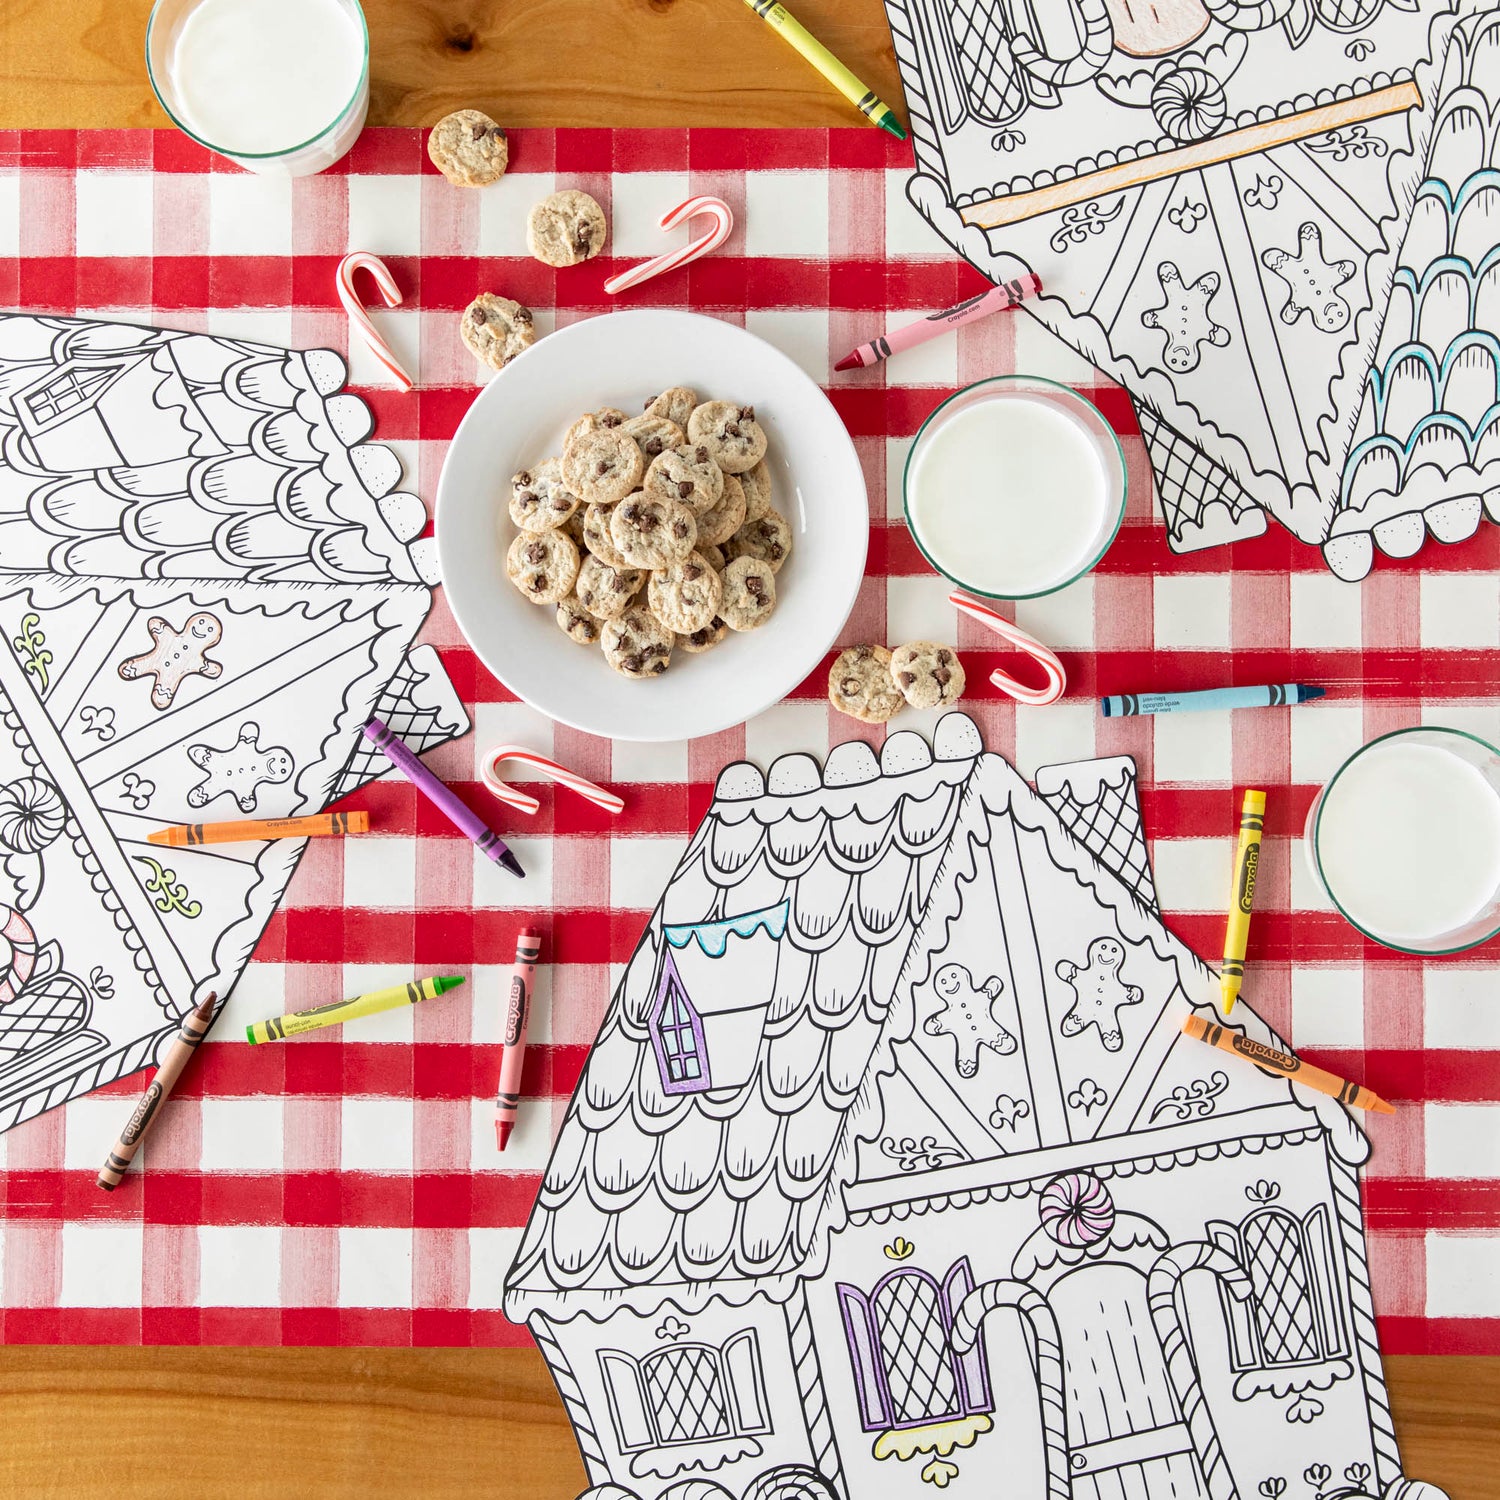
(495, 927, 542, 1151)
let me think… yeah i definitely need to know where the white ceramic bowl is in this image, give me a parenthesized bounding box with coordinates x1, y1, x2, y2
(436, 310, 869, 742)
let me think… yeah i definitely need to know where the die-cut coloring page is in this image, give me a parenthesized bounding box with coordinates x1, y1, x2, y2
(0, 313, 467, 1132)
(882, 0, 1500, 581)
(504, 714, 1447, 1500)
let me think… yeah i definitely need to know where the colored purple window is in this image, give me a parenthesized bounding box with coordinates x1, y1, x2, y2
(649, 950, 711, 1095)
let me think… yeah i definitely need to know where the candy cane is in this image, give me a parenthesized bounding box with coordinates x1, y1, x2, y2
(480, 745, 625, 818)
(336, 252, 415, 392)
(950, 590, 1068, 706)
(604, 196, 734, 296)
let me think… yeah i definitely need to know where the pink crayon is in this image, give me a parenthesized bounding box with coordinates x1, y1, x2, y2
(496, 926, 542, 1152)
(834, 273, 1043, 371)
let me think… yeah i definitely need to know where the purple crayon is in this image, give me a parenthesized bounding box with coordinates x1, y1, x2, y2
(363, 717, 524, 879)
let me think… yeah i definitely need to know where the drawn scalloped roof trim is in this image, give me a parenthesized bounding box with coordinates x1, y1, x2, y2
(662, 900, 789, 955)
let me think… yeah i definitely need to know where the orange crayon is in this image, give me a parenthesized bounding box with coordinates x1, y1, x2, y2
(98, 991, 219, 1190)
(1182, 1012, 1393, 1114)
(147, 811, 369, 847)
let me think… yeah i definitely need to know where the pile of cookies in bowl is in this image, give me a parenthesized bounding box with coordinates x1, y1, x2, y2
(504, 387, 793, 680)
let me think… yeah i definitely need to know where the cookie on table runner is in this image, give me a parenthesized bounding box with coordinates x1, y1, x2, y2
(890, 642, 966, 710)
(602, 607, 674, 679)
(610, 493, 697, 569)
(461, 294, 536, 371)
(719, 556, 776, 632)
(576, 555, 644, 619)
(829, 644, 904, 723)
(506, 530, 579, 604)
(694, 472, 747, 548)
(725, 508, 792, 572)
(687, 400, 768, 473)
(555, 593, 602, 647)
(580, 502, 633, 568)
(427, 110, 509, 187)
(648, 552, 723, 635)
(562, 426, 645, 507)
(677, 617, 729, 654)
(643, 386, 699, 429)
(643, 445, 724, 515)
(508, 458, 580, 532)
(739, 459, 773, 522)
(622, 413, 684, 463)
(565, 407, 627, 448)
(527, 189, 608, 267)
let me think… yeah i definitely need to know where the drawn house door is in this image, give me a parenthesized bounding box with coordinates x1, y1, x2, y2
(1048, 1264, 1210, 1500)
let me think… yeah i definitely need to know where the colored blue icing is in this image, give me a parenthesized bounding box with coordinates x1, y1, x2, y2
(663, 900, 790, 957)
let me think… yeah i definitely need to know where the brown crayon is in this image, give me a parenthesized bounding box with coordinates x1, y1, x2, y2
(97, 991, 219, 1191)
(1181, 1011, 1394, 1114)
(146, 811, 369, 847)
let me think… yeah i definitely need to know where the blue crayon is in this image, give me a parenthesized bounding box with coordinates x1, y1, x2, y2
(1101, 684, 1326, 717)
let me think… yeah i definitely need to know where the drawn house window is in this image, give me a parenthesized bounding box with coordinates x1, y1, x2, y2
(1209, 1206, 1351, 1371)
(16, 363, 119, 429)
(836, 1257, 992, 1431)
(925, 0, 1031, 130)
(597, 1331, 770, 1453)
(652, 957, 708, 1093)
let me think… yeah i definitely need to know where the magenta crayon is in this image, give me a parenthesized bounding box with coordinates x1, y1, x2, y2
(835, 274, 1043, 372)
(496, 926, 542, 1151)
(362, 717, 524, 879)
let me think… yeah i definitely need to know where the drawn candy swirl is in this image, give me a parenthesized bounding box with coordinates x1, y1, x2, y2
(1039, 1171, 1115, 1247)
(0, 776, 65, 854)
(1151, 66, 1227, 145)
(0, 905, 38, 1006)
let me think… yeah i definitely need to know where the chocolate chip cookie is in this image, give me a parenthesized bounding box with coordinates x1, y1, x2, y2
(890, 642, 966, 709)
(564, 407, 627, 449)
(643, 386, 698, 429)
(561, 426, 645, 507)
(461, 294, 535, 371)
(725, 508, 792, 572)
(527, 189, 608, 267)
(508, 458, 580, 532)
(505, 530, 579, 604)
(694, 472, 747, 548)
(687, 400, 768, 474)
(427, 110, 509, 187)
(580, 502, 633, 567)
(643, 445, 723, 515)
(610, 493, 697, 569)
(555, 593, 602, 646)
(828, 644, 905, 723)
(677, 616, 729, 654)
(601, 607, 674, 680)
(621, 413, 684, 463)
(738, 459, 773, 522)
(648, 552, 723, 635)
(576, 555, 644, 619)
(719, 556, 776, 632)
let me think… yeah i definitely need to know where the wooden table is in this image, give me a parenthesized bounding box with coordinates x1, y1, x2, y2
(0, 2, 1494, 1495)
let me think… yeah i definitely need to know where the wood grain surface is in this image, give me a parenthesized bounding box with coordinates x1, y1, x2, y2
(0, 2, 1493, 1496)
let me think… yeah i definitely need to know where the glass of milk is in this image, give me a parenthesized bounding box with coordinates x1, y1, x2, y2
(1307, 726, 1500, 953)
(146, 0, 369, 176)
(903, 375, 1128, 599)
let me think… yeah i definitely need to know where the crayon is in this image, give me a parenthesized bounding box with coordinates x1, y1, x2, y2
(147, 811, 369, 847)
(1101, 684, 1325, 717)
(740, 0, 906, 141)
(1182, 1012, 1394, 1114)
(98, 991, 218, 1190)
(495, 927, 542, 1152)
(1220, 789, 1265, 1017)
(363, 717, 523, 879)
(835, 277, 1042, 372)
(246, 975, 465, 1044)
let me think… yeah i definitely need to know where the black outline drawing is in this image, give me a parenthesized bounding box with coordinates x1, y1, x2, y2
(0, 312, 469, 1134)
(504, 712, 1445, 1500)
(882, 0, 1500, 578)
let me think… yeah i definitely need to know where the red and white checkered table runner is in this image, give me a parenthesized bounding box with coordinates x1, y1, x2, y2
(0, 127, 1494, 1349)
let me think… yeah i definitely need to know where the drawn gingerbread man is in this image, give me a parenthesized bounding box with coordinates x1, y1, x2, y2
(186, 723, 293, 814)
(1262, 223, 1355, 334)
(923, 963, 1016, 1078)
(1056, 938, 1144, 1053)
(1141, 261, 1230, 373)
(118, 613, 223, 710)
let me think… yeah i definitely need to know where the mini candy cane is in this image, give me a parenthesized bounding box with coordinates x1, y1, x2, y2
(604, 196, 734, 296)
(336, 252, 415, 392)
(480, 745, 625, 818)
(950, 590, 1067, 706)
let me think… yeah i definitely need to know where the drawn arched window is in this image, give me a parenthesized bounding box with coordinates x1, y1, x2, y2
(836, 1257, 992, 1432)
(1208, 1206, 1350, 1371)
(598, 1330, 770, 1454)
(651, 955, 708, 1094)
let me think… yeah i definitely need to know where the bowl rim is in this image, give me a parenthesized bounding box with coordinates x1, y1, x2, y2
(901, 373, 1128, 601)
(434, 308, 870, 743)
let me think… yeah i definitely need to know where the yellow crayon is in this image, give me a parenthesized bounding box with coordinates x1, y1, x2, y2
(740, 0, 907, 141)
(246, 975, 464, 1044)
(1220, 789, 1266, 1017)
